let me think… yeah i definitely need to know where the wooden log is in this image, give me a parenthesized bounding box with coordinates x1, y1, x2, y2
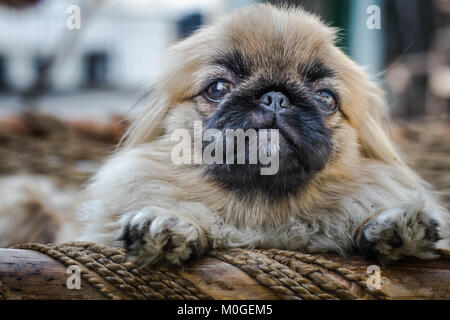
(320, 252, 450, 300)
(0, 248, 103, 299)
(0, 248, 449, 300)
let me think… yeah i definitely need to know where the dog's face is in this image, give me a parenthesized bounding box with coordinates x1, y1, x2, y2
(198, 45, 338, 196)
(127, 4, 394, 198)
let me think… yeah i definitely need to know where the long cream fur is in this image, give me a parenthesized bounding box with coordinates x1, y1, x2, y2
(2, 5, 445, 266)
(74, 5, 449, 266)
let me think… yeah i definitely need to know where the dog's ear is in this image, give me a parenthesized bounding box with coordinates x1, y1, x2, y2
(121, 87, 171, 148)
(358, 83, 402, 165)
(339, 61, 404, 166)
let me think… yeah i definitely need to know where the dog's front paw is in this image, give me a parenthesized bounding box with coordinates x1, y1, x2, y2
(119, 208, 206, 267)
(358, 207, 441, 263)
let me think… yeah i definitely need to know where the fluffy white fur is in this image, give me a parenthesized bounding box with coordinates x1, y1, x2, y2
(0, 175, 78, 247)
(74, 4, 449, 266)
(0, 5, 447, 267)
(76, 142, 448, 266)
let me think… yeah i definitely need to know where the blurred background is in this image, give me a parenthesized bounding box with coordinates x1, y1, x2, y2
(0, 0, 448, 206)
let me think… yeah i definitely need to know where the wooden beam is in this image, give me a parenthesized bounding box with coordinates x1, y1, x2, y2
(0, 248, 449, 300)
(0, 248, 103, 299)
(319, 252, 450, 300)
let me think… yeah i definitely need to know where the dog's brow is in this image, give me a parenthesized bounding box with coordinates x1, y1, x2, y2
(214, 50, 251, 78)
(301, 62, 334, 82)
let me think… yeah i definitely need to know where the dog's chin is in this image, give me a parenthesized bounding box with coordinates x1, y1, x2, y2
(202, 131, 328, 198)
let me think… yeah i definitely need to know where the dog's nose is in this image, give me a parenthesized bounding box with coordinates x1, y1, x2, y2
(259, 92, 290, 111)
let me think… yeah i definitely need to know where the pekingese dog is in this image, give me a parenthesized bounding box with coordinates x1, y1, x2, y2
(77, 4, 449, 266)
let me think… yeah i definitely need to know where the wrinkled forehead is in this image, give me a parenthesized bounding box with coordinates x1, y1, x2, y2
(168, 6, 342, 100)
(211, 46, 334, 84)
(207, 11, 337, 80)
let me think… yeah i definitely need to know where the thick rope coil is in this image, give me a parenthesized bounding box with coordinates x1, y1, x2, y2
(209, 249, 388, 300)
(65, 241, 209, 300)
(0, 280, 17, 300)
(209, 249, 336, 300)
(13, 242, 211, 300)
(260, 249, 388, 300)
(12, 242, 445, 300)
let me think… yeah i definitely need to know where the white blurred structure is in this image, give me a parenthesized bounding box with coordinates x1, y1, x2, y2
(0, 0, 239, 92)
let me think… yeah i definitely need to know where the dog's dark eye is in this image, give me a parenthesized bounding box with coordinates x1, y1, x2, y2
(314, 89, 338, 114)
(204, 80, 234, 102)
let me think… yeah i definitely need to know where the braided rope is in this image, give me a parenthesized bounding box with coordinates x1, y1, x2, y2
(65, 241, 209, 300)
(260, 249, 388, 299)
(259, 250, 365, 299)
(209, 249, 337, 300)
(209, 249, 388, 300)
(15, 243, 126, 299)
(13, 242, 210, 300)
(0, 280, 15, 300)
(11, 242, 442, 300)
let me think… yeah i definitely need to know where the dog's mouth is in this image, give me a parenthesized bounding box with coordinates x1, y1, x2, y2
(201, 99, 333, 196)
(273, 120, 302, 155)
(247, 114, 304, 156)
(203, 111, 315, 165)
